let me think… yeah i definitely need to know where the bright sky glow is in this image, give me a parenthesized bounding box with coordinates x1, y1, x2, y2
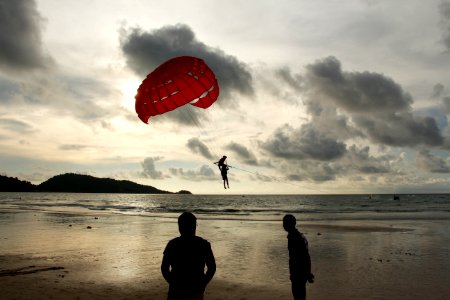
(1, 0, 450, 194)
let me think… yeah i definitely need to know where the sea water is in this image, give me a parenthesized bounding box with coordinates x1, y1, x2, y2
(0, 193, 449, 221)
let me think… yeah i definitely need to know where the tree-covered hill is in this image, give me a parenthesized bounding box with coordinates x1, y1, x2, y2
(0, 173, 191, 194)
(0, 175, 36, 192)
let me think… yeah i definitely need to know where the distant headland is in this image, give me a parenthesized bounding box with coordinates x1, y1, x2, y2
(0, 173, 191, 194)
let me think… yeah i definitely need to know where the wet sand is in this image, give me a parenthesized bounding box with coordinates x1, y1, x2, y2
(0, 210, 449, 299)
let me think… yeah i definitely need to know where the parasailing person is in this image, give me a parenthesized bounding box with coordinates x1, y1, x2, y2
(214, 156, 230, 189)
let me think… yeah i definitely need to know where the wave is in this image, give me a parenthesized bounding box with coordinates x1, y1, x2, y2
(1, 193, 449, 221)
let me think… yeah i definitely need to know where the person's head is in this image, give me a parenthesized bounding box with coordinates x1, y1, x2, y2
(283, 214, 296, 232)
(223, 155, 227, 159)
(178, 212, 197, 236)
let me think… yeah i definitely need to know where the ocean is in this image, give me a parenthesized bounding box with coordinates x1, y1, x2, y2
(1, 192, 449, 221)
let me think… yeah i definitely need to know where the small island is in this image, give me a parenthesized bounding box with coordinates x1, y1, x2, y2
(0, 173, 191, 194)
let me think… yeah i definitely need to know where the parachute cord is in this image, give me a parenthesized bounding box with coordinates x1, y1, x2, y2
(224, 164, 324, 192)
(179, 97, 324, 193)
(169, 76, 222, 159)
(182, 105, 221, 160)
(182, 106, 325, 192)
(198, 105, 223, 160)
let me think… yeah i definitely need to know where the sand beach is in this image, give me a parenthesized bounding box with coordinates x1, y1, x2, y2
(1, 206, 449, 300)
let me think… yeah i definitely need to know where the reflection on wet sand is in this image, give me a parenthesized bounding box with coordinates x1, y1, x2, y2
(0, 211, 449, 299)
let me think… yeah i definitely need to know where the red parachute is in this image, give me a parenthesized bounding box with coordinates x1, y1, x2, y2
(135, 56, 219, 124)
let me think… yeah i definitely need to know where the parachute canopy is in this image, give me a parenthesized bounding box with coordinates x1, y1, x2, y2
(135, 56, 219, 124)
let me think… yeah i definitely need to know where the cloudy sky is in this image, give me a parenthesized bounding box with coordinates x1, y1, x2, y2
(1, 0, 450, 194)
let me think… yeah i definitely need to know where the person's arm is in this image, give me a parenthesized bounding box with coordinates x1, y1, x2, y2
(306, 249, 314, 282)
(161, 253, 171, 283)
(213, 161, 222, 170)
(304, 240, 314, 283)
(203, 245, 216, 287)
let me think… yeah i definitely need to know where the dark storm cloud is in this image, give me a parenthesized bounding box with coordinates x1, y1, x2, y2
(186, 137, 213, 160)
(416, 149, 450, 173)
(439, 1, 450, 50)
(302, 56, 444, 147)
(0, 118, 34, 133)
(274, 145, 395, 183)
(306, 56, 412, 113)
(120, 24, 254, 100)
(225, 142, 258, 165)
(283, 160, 340, 182)
(261, 124, 347, 161)
(346, 145, 392, 174)
(0, 0, 52, 71)
(169, 165, 217, 181)
(262, 56, 449, 182)
(140, 157, 165, 179)
(353, 114, 443, 147)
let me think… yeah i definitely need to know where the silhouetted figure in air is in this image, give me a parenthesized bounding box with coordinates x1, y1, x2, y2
(215, 155, 227, 169)
(215, 155, 230, 189)
(283, 214, 314, 300)
(220, 164, 229, 189)
(161, 212, 216, 300)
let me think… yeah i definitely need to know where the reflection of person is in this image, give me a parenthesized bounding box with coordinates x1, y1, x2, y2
(283, 214, 314, 300)
(161, 212, 216, 300)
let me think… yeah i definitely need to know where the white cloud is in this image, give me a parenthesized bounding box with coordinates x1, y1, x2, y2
(0, 0, 449, 193)
(140, 157, 166, 179)
(169, 165, 217, 181)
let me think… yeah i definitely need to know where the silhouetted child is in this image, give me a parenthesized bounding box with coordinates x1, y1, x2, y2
(283, 214, 314, 300)
(161, 212, 216, 300)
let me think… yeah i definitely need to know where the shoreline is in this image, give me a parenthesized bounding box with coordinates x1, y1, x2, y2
(0, 207, 426, 236)
(2, 206, 449, 223)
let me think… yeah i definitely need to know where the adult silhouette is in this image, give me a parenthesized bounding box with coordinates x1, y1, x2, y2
(283, 214, 314, 300)
(215, 155, 227, 169)
(220, 164, 229, 189)
(161, 212, 216, 300)
(214, 156, 230, 189)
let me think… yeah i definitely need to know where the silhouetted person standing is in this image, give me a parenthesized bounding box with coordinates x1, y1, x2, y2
(283, 214, 314, 300)
(161, 212, 216, 300)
